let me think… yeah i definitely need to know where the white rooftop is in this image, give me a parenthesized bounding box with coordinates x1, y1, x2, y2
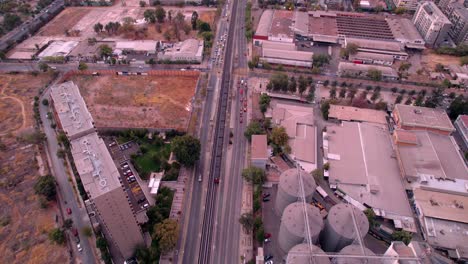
(50, 81, 95, 139)
(38, 40, 79, 58)
(115, 40, 157, 52)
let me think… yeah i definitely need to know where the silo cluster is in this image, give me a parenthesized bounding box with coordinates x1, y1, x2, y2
(275, 168, 317, 216)
(278, 202, 324, 254)
(286, 243, 331, 264)
(320, 204, 369, 252)
(333, 244, 379, 264)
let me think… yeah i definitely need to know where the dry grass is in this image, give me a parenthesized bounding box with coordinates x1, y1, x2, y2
(37, 7, 91, 36)
(421, 49, 461, 70)
(200, 10, 216, 26)
(68, 73, 199, 130)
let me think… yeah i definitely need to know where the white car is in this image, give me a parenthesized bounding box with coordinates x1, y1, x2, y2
(77, 243, 83, 252)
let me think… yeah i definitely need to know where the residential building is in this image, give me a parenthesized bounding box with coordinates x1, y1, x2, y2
(49, 82, 95, 140)
(454, 115, 468, 149)
(158, 39, 204, 63)
(324, 122, 415, 231)
(393, 0, 424, 11)
(328, 105, 388, 125)
(71, 133, 145, 259)
(412, 188, 468, 258)
(251, 135, 268, 170)
(393, 129, 468, 182)
(271, 102, 316, 172)
(413, 1, 452, 46)
(392, 104, 455, 135)
(337, 62, 399, 81)
(444, 2, 468, 44)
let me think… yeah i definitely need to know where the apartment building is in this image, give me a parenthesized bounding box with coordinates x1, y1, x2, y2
(413, 1, 452, 46)
(393, 0, 424, 11)
(444, 2, 468, 44)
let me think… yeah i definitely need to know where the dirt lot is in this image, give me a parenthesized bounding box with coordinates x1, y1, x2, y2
(421, 49, 461, 70)
(67, 72, 199, 130)
(0, 73, 69, 264)
(38, 7, 92, 36)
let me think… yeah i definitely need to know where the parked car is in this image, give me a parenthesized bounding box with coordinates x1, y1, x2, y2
(77, 243, 83, 252)
(264, 233, 271, 239)
(265, 260, 273, 264)
(264, 238, 271, 243)
(264, 255, 273, 261)
(214, 178, 220, 184)
(72, 228, 78, 237)
(66, 208, 72, 215)
(262, 193, 271, 199)
(263, 198, 270, 202)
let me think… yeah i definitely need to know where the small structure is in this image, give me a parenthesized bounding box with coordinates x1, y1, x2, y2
(148, 172, 164, 195)
(349, 51, 395, 66)
(158, 39, 204, 63)
(115, 40, 157, 54)
(286, 243, 331, 264)
(454, 115, 468, 149)
(320, 204, 369, 252)
(393, 104, 455, 135)
(251, 135, 268, 170)
(275, 168, 316, 216)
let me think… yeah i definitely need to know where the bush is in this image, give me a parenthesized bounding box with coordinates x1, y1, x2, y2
(255, 226, 265, 243)
(48, 228, 65, 244)
(34, 175, 56, 201)
(42, 99, 49, 106)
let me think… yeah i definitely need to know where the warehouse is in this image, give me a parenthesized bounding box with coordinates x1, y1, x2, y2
(158, 39, 204, 63)
(38, 40, 79, 59)
(393, 104, 455, 135)
(328, 105, 388, 125)
(338, 62, 399, 80)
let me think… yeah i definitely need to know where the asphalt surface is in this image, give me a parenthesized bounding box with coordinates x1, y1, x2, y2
(39, 77, 96, 264)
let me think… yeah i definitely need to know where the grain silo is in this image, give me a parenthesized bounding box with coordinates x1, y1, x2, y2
(279, 202, 324, 254)
(320, 204, 369, 252)
(333, 244, 378, 264)
(275, 168, 316, 216)
(286, 243, 331, 264)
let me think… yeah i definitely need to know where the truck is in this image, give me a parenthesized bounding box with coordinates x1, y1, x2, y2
(316, 186, 328, 199)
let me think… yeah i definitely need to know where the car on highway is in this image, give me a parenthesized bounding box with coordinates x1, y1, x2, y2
(263, 198, 270, 202)
(264, 255, 273, 261)
(77, 243, 83, 252)
(262, 193, 270, 199)
(264, 238, 271, 243)
(72, 228, 78, 237)
(66, 208, 72, 215)
(265, 260, 273, 264)
(214, 178, 220, 184)
(264, 233, 272, 238)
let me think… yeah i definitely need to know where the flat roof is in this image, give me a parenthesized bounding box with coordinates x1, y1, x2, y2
(395, 130, 468, 180)
(308, 15, 338, 36)
(50, 81, 95, 139)
(38, 40, 79, 58)
(422, 216, 468, 250)
(251, 135, 268, 160)
(256, 9, 274, 37)
(115, 40, 157, 51)
(262, 48, 313, 62)
(394, 104, 455, 132)
(387, 18, 425, 44)
(414, 188, 468, 223)
(336, 14, 394, 40)
(349, 51, 395, 62)
(346, 37, 402, 52)
(272, 101, 316, 171)
(269, 10, 294, 39)
(328, 104, 388, 125)
(327, 122, 413, 217)
(70, 132, 121, 198)
(161, 39, 203, 57)
(338, 62, 398, 77)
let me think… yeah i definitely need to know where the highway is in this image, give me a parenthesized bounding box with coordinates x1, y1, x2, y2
(38, 78, 96, 264)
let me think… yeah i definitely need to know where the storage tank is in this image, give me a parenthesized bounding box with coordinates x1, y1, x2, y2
(320, 204, 369, 252)
(279, 202, 324, 254)
(333, 244, 378, 264)
(286, 243, 331, 264)
(275, 168, 316, 216)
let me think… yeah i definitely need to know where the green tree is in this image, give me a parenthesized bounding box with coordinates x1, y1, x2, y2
(239, 212, 255, 232)
(3, 14, 22, 31)
(461, 56, 468, 66)
(312, 54, 330, 68)
(392, 230, 412, 245)
(39, 62, 49, 72)
(48, 228, 65, 244)
(42, 99, 49, 106)
(99, 44, 113, 58)
(394, 6, 406, 14)
(395, 95, 403, 104)
(139, 0, 146, 7)
(329, 87, 337, 98)
(154, 219, 179, 253)
(96, 236, 108, 251)
(448, 95, 467, 119)
(339, 87, 347, 98)
(34, 175, 56, 201)
(155, 6, 166, 23)
(259, 94, 270, 113)
(63, 219, 73, 229)
(78, 61, 88, 71)
(367, 69, 382, 81)
(288, 76, 297, 93)
(191, 11, 199, 30)
(268, 72, 289, 92)
(321, 100, 331, 120)
(298, 75, 307, 95)
(244, 121, 265, 141)
(171, 135, 201, 167)
(341, 43, 359, 58)
(242, 166, 266, 185)
(364, 208, 377, 228)
(271, 126, 289, 148)
(144, 9, 157, 23)
(82, 226, 93, 237)
(256, 226, 264, 243)
(93, 22, 103, 33)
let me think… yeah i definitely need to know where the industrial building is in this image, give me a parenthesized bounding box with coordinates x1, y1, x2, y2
(334, 244, 379, 264)
(324, 122, 415, 231)
(392, 0, 423, 11)
(260, 41, 314, 68)
(70, 133, 145, 258)
(278, 202, 324, 254)
(393, 129, 468, 182)
(251, 135, 268, 170)
(115, 40, 158, 54)
(320, 204, 369, 252)
(337, 62, 399, 81)
(443, 1, 468, 44)
(387, 18, 426, 49)
(158, 39, 204, 63)
(286, 244, 331, 264)
(328, 105, 388, 125)
(271, 102, 317, 172)
(412, 1, 452, 46)
(38, 40, 79, 59)
(49, 82, 95, 140)
(384, 240, 453, 264)
(412, 188, 468, 258)
(275, 168, 316, 216)
(348, 51, 395, 66)
(51, 81, 145, 259)
(393, 104, 455, 135)
(344, 38, 409, 60)
(454, 115, 468, 149)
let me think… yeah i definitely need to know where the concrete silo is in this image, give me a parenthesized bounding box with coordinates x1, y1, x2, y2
(275, 168, 317, 216)
(286, 243, 331, 264)
(333, 244, 378, 264)
(279, 202, 324, 254)
(320, 204, 369, 252)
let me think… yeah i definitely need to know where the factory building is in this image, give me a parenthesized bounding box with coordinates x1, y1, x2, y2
(320, 204, 369, 252)
(337, 62, 399, 81)
(454, 115, 468, 149)
(158, 39, 204, 63)
(334, 244, 379, 264)
(278, 202, 324, 254)
(251, 135, 268, 170)
(328, 105, 388, 125)
(286, 244, 331, 264)
(413, 1, 452, 46)
(393, 104, 455, 135)
(275, 168, 316, 216)
(38, 40, 79, 59)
